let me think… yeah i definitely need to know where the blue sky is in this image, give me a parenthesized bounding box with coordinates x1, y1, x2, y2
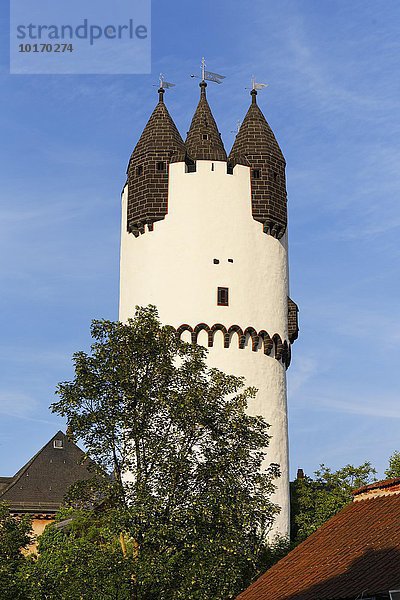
(0, 0, 399, 480)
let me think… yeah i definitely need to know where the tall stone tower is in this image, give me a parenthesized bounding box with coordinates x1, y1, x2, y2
(119, 82, 298, 537)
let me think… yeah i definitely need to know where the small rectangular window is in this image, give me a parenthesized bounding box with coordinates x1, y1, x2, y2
(217, 287, 229, 306)
(252, 169, 261, 179)
(227, 164, 233, 175)
(202, 134, 209, 140)
(136, 165, 143, 176)
(53, 439, 63, 449)
(213, 258, 219, 264)
(157, 161, 165, 172)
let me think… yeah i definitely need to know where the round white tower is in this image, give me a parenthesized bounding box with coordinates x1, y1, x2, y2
(119, 83, 298, 537)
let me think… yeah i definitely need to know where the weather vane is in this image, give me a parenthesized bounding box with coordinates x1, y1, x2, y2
(191, 57, 226, 84)
(158, 73, 175, 90)
(246, 76, 268, 91)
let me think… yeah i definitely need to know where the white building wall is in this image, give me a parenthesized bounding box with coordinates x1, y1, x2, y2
(119, 160, 290, 537)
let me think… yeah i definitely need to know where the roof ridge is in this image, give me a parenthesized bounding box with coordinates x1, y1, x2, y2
(353, 476, 400, 496)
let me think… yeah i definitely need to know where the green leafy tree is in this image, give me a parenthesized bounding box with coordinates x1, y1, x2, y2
(0, 502, 32, 599)
(385, 451, 400, 478)
(291, 462, 376, 543)
(24, 509, 132, 600)
(46, 306, 281, 600)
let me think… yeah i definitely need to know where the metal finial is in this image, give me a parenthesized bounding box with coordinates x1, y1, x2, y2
(158, 87, 165, 102)
(158, 73, 176, 90)
(246, 77, 268, 92)
(155, 74, 175, 101)
(190, 58, 226, 85)
(250, 76, 268, 91)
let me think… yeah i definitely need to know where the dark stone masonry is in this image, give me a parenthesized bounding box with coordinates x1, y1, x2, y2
(288, 297, 299, 343)
(185, 81, 227, 162)
(126, 88, 186, 236)
(229, 90, 287, 239)
(175, 322, 292, 369)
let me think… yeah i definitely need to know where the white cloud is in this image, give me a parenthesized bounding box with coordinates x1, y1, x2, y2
(287, 354, 318, 395)
(0, 390, 58, 425)
(303, 301, 400, 350)
(295, 389, 400, 421)
(0, 346, 70, 368)
(0, 391, 37, 418)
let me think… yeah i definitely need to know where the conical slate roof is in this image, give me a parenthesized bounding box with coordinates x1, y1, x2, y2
(229, 90, 284, 165)
(126, 89, 186, 235)
(185, 82, 227, 162)
(129, 89, 186, 165)
(228, 90, 287, 239)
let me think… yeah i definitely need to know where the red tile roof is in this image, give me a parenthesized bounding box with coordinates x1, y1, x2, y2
(238, 487, 400, 600)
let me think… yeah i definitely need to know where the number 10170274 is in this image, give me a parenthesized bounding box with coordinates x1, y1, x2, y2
(18, 43, 74, 53)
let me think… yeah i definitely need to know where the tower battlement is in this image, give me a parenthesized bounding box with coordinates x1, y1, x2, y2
(126, 84, 288, 240)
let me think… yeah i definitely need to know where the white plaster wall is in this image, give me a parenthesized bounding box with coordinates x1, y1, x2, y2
(206, 343, 289, 537)
(119, 160, 290, 537)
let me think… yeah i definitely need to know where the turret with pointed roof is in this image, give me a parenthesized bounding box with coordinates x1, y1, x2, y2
(185, 82, 227, 162)
(126, 88, 186, 236)
(229, 89, 287, 239)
